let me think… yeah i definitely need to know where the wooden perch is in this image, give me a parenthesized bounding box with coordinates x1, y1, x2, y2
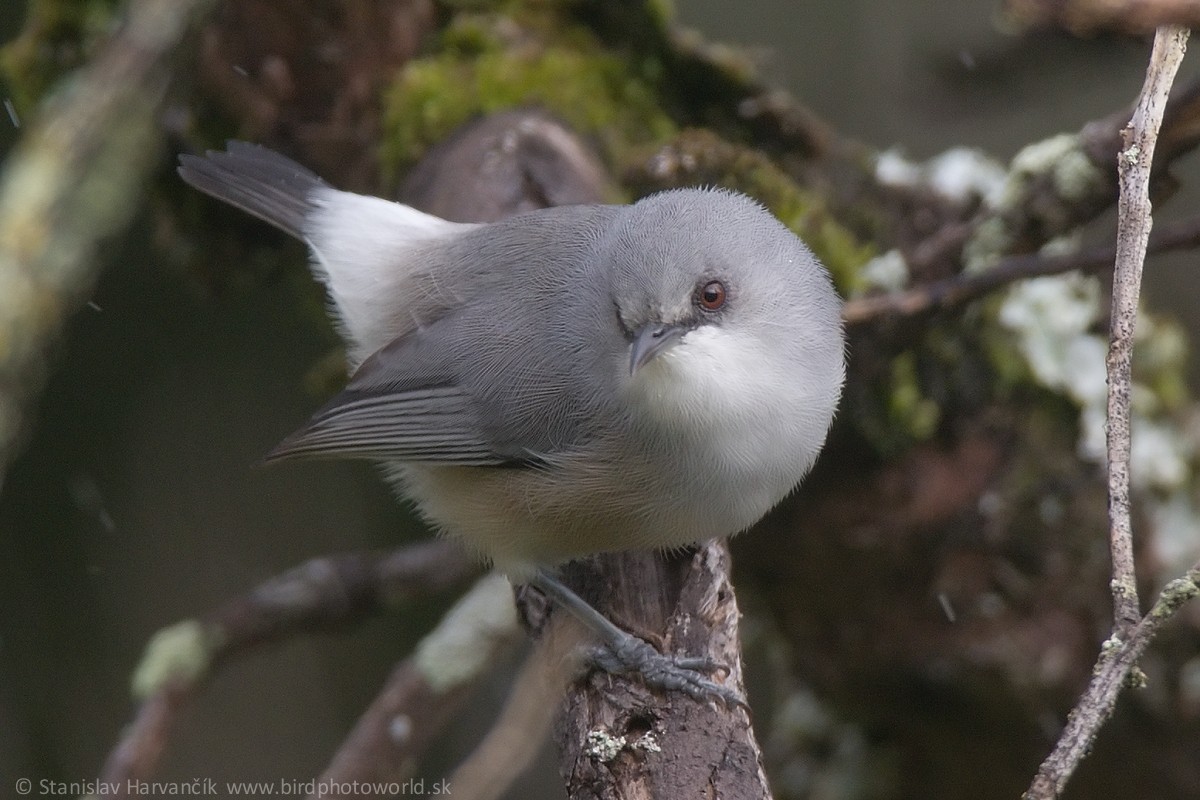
(555, 546, 770, 800)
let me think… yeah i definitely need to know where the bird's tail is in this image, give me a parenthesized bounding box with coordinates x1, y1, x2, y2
(177, 141, 324, 240)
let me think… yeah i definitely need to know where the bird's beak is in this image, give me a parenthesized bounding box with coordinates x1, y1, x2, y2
(629, 322, 686, 376)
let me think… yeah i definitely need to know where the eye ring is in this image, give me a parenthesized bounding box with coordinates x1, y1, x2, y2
(698, 280, 727, 311)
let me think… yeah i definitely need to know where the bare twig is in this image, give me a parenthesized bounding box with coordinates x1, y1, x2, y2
(841, 212, 1200, 326)
(1024, 565, 1200, 799)
(97, 542, 477, 793)
(1107, 26, 1189, 635)
(1022, 26, 1193, 800)
(312, 574, 524, 800)
(1004, 0, 1200, 35)
(95, 685, 190, 791)
(446, 637, 568, 800)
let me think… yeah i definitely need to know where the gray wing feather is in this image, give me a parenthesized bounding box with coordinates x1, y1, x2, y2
(164, 178, 620, 467)
(179, 143, 591, 466)
(177, 141, 324, 238)
(268, 385, 504, 465)
(265, 205, 622, 467)
(267, 315, 517, 466)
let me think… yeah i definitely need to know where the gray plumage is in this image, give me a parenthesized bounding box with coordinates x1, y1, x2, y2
(178, 141, 324, 238)
(178, 142, 845, 577)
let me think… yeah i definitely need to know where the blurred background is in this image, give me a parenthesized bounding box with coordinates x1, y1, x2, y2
(1, 0, 1198, 797)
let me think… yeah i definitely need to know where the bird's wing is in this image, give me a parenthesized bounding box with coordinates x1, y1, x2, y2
(268, 381, 506, 466)
(267, 311, 573, 467)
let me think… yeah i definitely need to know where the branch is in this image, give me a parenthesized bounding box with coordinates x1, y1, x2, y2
(552, 544, 770, 799)
(1022, 25, 1194, 800)
(1024, 565, 1200, 799)
(97, 542, 477, 793)
(311, 574, 524, 799)
(1004, 0, 1200, 34)
(1107, 26, 1189, 635)
(445, 639, 566, 800)
(842, 212, 1200, 326)
(0, 0, 217, 486)
(844, 71, 1200, 330)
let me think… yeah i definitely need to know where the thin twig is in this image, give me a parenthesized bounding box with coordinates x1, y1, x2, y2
(312, 574, 523, 800)
(841, 212, 1200, 326)
(1021, 26, 1193, 800)
(1107, 26, 1189, 635)
(97, 542, 477, 794)
(446, 637, 568, 800)
(1024, 564, 1200, 799)
(1005, 0, 1200, 35)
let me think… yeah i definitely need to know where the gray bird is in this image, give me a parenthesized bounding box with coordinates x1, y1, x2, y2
(178, 141, 845, 700)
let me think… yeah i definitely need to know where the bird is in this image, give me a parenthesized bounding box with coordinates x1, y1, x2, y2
(178, 141, 845, 700)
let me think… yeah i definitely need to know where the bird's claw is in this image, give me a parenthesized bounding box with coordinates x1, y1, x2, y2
(586, 633, 747, 708)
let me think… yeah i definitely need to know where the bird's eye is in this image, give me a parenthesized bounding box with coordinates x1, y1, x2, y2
(698, 280, 727, 311)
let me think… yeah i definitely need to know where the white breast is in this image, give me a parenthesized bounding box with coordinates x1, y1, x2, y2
(626, 324, 839, 535)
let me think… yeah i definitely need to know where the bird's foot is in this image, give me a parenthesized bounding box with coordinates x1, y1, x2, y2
(528, 569, 747, 707)
(586, 628, 747, 708)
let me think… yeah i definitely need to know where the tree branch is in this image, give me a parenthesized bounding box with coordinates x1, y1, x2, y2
(1107, 25, 1188, 635)
(445, 638, 567, 800)
(0, 0, 217, 486)
(1024, 564, 1200, 799)
(311, 574, 524, 800)
(553, 544, 770, 799)
(97, 542, 477, 794)
(1022, 25, 1194, 800)
(842, 212, 1200, 326)
(1004, 0, 1200, 34)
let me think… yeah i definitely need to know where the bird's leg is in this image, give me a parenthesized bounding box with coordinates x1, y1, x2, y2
(527, 569, 747, 707)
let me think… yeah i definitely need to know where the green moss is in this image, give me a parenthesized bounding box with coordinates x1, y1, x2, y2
(980, 310, 1034, 393)
(887, 351, 940, 442)
(382, 6, 874, 288)
(847, 340, 960, 457)
(0, 0, 122, 112)
(131, 620, 220, 699)
(380, 13, 675, 179)
(645, 0, 675, 29)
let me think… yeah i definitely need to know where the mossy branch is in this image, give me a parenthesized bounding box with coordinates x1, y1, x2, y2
(0, 0, 217, 485)
(99, 542, 480, 792)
